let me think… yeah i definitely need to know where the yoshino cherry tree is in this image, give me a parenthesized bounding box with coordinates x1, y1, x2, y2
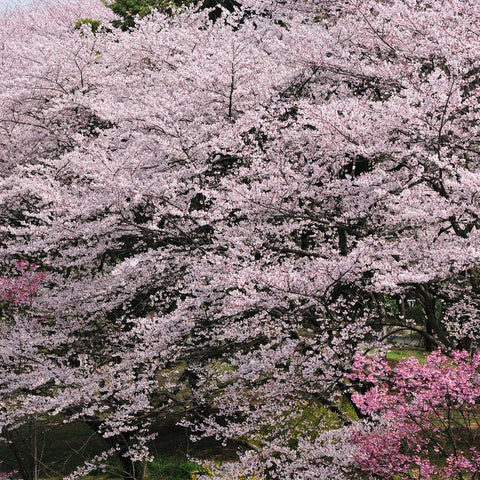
(0, 0, 480, 479)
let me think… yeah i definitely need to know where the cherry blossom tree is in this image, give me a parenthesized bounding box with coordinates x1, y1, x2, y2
(0, 1, 298, 477)
(1, 0, 480, 479)
(187, 0, 480, 476)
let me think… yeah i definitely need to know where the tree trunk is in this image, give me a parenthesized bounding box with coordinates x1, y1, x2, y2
(84, 420, 146, 480)
(118, 457, 145, 480)
(418, 287, 447, 351)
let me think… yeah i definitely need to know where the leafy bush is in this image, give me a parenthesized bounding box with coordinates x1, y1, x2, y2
(148, 458, 211, 480)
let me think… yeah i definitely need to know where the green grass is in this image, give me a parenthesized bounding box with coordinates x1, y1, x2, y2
(64, 458, 212, 480)
(11, 457, 213, 480)
(386, 348, 426, 363)
(147, 458, 211, 480)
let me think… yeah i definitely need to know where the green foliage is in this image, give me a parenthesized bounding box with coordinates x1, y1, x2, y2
(74, 18, 103, 34)
(147, 458, 211, 480)
(256, 400, 358, 452)
(103, 0, 192, 30)
(103, 0, 240, 30)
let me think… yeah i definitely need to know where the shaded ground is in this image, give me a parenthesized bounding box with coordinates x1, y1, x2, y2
(0, 417, 236, 478)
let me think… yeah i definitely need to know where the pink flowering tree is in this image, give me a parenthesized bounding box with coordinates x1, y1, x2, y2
(0, 262, 45, 306)
(350, 351, 480, 480)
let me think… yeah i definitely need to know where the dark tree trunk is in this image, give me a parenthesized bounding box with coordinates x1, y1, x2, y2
(118, 456, 145, 480)
(418, 286, 447, 351)
(84, 420, 145, 480)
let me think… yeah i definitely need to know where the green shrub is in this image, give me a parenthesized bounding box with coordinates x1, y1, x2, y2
(74, 18, 103, 34)
(147, 458, 211, 480)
